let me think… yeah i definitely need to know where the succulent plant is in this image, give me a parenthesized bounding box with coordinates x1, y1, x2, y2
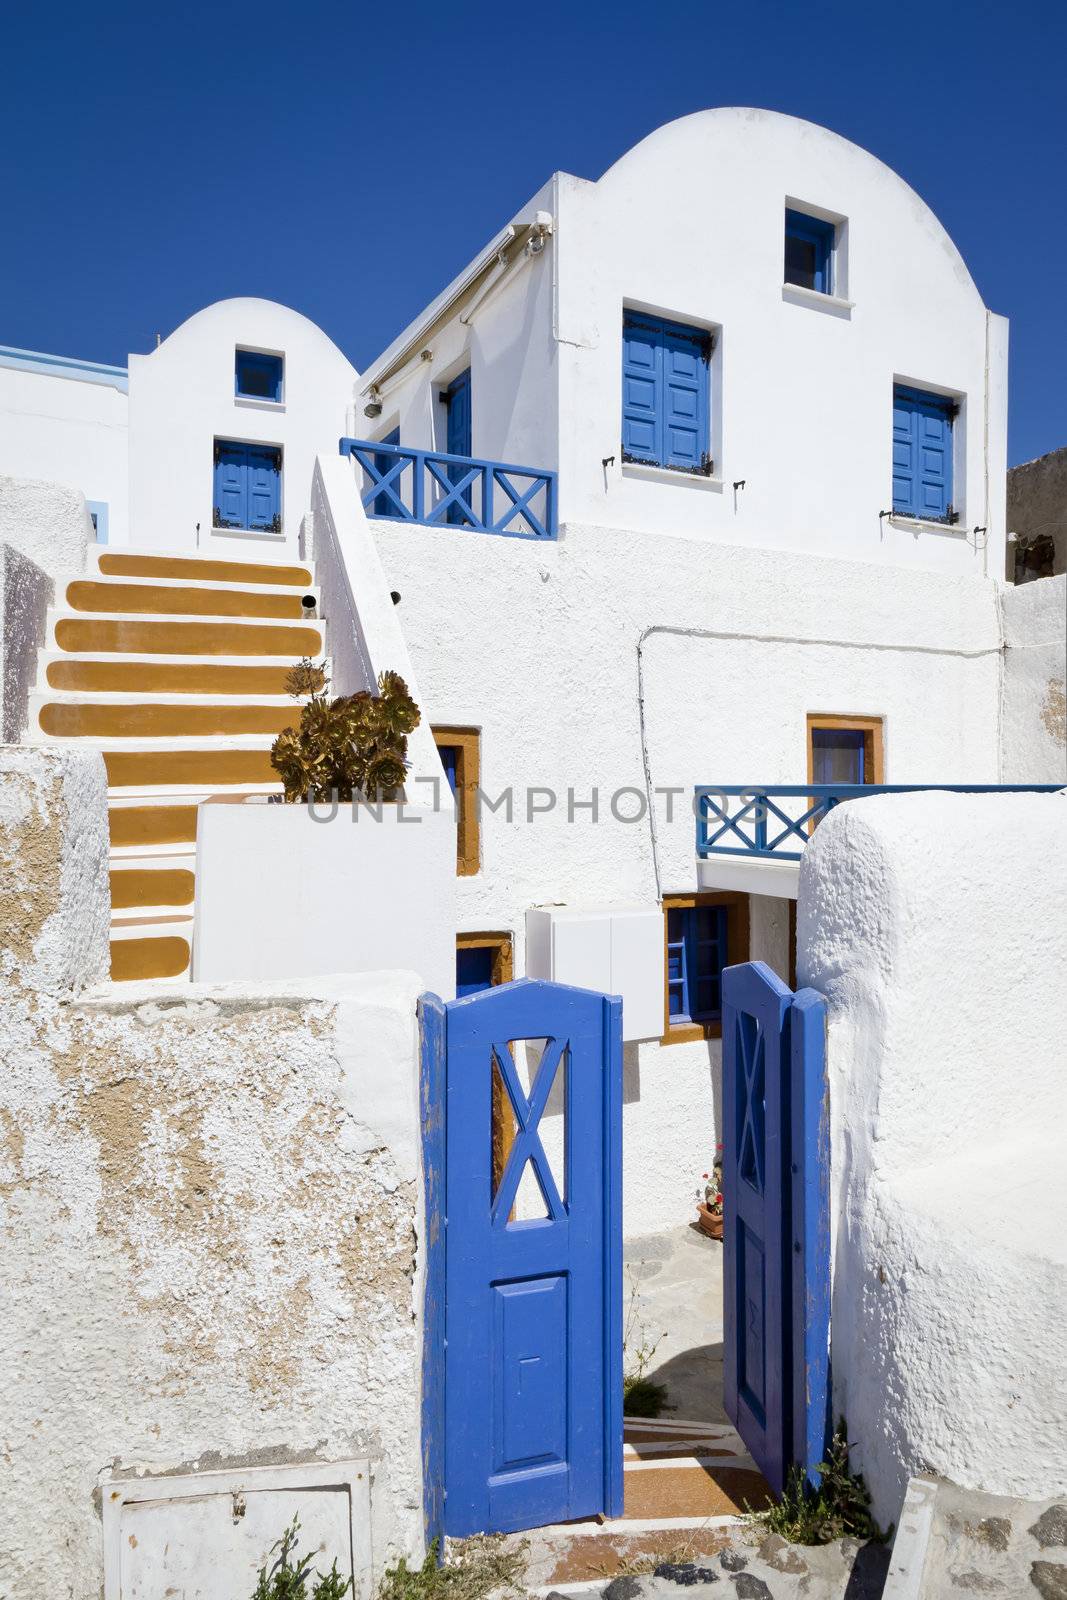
(270, 659, 421, 804)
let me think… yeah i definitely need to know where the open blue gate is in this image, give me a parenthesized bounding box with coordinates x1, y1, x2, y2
(722, 961, 830, 1496)
(420, 979, 623, 1541)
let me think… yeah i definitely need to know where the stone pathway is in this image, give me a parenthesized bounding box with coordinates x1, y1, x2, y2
(883, 1475, 1067, 1598)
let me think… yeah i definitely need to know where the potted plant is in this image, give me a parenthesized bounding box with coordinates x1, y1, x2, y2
(270, 659, 419, 802)
(696, 1146, 724, 1239)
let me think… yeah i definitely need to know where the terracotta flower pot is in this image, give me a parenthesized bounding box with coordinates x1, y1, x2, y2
(696, 1202, 724, 1240)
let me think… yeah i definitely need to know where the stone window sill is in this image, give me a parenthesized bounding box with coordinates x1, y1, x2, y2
(782, 282, 854, 318)
(621, 461, 724, 492)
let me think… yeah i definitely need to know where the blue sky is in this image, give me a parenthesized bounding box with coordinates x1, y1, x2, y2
(1, 0, 1063, 465)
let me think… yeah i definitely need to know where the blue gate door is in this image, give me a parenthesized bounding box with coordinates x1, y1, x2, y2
(721, 961, 830, 1497)
(427, 978, 623, 1537)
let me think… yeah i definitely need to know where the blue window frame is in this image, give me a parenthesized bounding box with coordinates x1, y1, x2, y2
(622, 311, 712, 475)
(236, 350, 283, 402)
(456, 944, 495, 997)
(213, 440, 282, 533)
(437, 743, 459, 796)
(892, 385, 957, 523)
(666, 903, 728, 1026)
(373, 426, 401, 519)
(810, 728, 866, 786)
(784, 209, 835, 295)
(86, 500, 109, 544)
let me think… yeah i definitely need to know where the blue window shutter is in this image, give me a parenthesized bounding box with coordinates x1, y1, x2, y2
(246, 445, 282, 531)
(667, 904, 727, 1026)
(214, 442, 248, 529)
(622, 315, 663, 465)
(235, 351, 283, 401)
(374, 426, 401, 518)
(893, 386, 954, 521)
(623, 313, 710, 471)
(784, 210, 835, 295)
(437, 743, 459, 796)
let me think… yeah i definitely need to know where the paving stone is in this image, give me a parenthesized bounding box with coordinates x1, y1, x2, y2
(718, 1550, 748, 1573)
(1032, 1509, 1067, 1550)
(1031, 1562, 1067, 1600)
(732, 1577, 774, 1600)
(969, 1518, 1013, 1553)
(653, 1560, 718, 1584)
(603, 1579, 644, 1600)
(947, 1571, 1005, 1591)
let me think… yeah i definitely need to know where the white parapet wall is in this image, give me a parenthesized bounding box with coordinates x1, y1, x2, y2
(0, 746, 429, 1598)
(1000, 573, 1066, 782)
(797, 788, 1067, 1526)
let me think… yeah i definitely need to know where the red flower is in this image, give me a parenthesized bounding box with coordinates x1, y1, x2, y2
(701, 1172, 709, 1179)
(715, 1193, 723, 1205)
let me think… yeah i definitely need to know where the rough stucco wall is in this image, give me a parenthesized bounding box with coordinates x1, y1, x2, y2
(0, 747, 424, 1598)
(371, 515, 1000, 1235)
(0, 471, 94, 576)
(1007, 447, 1067, 578)
(1000, 573, 1067, 781)
(797, 790, 1067, 1525)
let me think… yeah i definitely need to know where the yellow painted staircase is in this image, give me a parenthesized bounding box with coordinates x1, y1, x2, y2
(30, 546, 324, 980)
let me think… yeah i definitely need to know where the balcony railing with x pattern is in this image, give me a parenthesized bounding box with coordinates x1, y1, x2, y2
(339, 438, 557, 541)
(695, 784, 1063, 861)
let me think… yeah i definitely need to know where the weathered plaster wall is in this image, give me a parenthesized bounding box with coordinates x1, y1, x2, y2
(798, 790, 1067, 1525)
(1000, 573, 1066, 781)
(370, 515, 1002, 1234)
(0, 747, 425, 1597)
(1008, 446, 1067, 579)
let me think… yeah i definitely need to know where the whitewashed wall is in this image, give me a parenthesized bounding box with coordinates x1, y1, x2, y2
(798, 790, 1067, 1525)
(0, 747, 427, 1597)
(0, 356, 129, 541)
(128, 298, 358, 556)
(368, 513, 1003, 1234)
(1000, 574, 1066, 780)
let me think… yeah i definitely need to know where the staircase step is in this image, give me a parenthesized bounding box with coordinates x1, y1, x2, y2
(95, 551, 313, 587)
(109, 803, 200, 849)
(110, 865, 196, 910)
(52, 614, 324, 657)
(38, 700, 300, 739)
(45, 656, 308, 695)
(109, 922, 192, 982)
(64, 578, 318, 620)
(104, 747, 278, 788)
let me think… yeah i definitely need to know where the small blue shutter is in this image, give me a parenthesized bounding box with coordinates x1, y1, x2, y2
(374, 427, 401, 518)
(445, 369, 473, 524)
(811, 728, 865, 786)
(623, 313, 710, 472)
(437, 744, 459, 795)
(666, 904, 727, 1025)
(893, 386, 954, 521)
(214, 442, 248, 529)
(784, 210, 835, 295)
(246, 445, 282, 531)
(235, 351, 283, 401)
(622, 315, 662, 465)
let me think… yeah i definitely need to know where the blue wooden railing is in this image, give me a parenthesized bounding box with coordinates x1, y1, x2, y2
(696, 783, 1062, 861)
(339, 438, 557, 541)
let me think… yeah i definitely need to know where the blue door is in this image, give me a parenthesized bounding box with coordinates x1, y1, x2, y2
(722, 962, 830, 1495)
(373, 427, 402, 518)
(445, 368, 473, 525)
(422, 979, 624, 1538)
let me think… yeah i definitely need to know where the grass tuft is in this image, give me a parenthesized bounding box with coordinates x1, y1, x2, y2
(378, 1536, 528, 1600)
(747, 1424, 888, 1546)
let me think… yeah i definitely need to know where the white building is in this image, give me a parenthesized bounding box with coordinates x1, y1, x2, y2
(0, 108, 1063, 1239)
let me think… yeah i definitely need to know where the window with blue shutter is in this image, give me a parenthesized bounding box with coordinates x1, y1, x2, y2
(213, 440, 282, 533)
(784, 209, 835, 294)
(622, 312, 712, 475)
(810, 727, 866, 785)
(235, 350, 283, 402)
(456, 944, 495, 997)
(666, 904, 727, 1025)
(892, 385, 957, 523)
(444, 367, 473, 525)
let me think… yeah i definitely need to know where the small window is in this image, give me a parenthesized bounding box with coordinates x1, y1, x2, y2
(86, 500, 109, 544)
(213, 440, 282, 533)
(892, 385, 957, 523)
(661, 892, 749, 1044)
(784, 209, 835, 295)
(432, 726, 480, 876)
(456, 931, 512, 996)
(235, 349, 283, 403)
(807, 716, 884, 789)
(622, 311, 712, 475)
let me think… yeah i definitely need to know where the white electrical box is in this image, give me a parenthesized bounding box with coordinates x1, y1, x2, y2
(525, 904, 663, 1041)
